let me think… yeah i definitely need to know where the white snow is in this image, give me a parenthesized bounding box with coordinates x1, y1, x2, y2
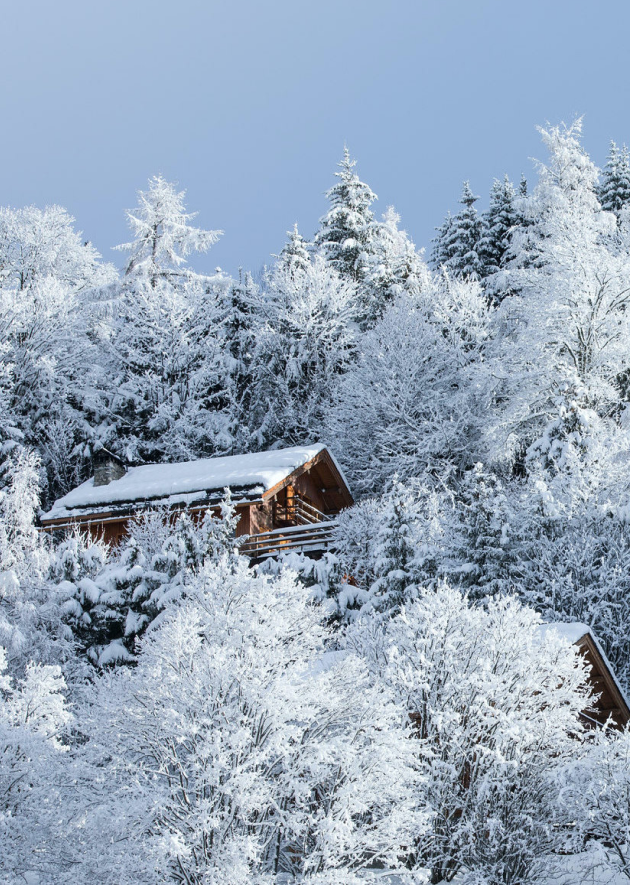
(43, 444, 330, 519)
(538, 621, 591, 645)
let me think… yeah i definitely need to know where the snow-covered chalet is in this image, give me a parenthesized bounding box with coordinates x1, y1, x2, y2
(40, 444, 630, 728)
(40, 443, 353, 560)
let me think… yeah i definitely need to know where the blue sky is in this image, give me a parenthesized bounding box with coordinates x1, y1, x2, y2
(2, 0, 629, 276)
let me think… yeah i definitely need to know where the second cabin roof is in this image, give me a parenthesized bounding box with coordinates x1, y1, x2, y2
(42, 444, 351, 521)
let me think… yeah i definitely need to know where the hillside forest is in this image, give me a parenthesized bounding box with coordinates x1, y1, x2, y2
(4, 120, 630, 884)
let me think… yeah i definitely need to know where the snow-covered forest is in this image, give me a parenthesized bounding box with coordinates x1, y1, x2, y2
(5, 120, 630, 883)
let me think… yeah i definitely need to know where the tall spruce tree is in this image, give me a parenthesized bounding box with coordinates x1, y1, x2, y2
(278, 222, 311, 274)
(479, 175, 518, 278)
(314, 147, 378, 283)
(598, 140, 630, 220)
(430, 211, 457, 269)
(431, 181, 483, 279)
(362, 206, 429, 322)
(217, 269, 261, 452)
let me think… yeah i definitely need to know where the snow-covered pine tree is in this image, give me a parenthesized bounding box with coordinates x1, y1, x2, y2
(59, 499, 241, 667)
(278, 222, 311, 275)
(315, 148, 392, 328)
(430, 212, 457, 270)
(598, 140, 630, 220)
(216, 269, 261, 452)
(362, 479, 438, 614)
(478, 175, 518, 279)
(446, 462, 518, 598)
(361, 206, 429, 322)
(315, 147, 377, 281)
(431, 181, 483, 279)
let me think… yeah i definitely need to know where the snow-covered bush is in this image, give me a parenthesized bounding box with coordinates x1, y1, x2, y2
(350, 585, 591, 885)
(0, 647, 74, 884)
(80, 554, 426, 884)
(58, 496, 242, 666)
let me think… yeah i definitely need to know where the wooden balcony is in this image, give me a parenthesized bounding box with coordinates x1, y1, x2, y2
(240, 518, 337, 560)
(273, 495, 335, 526)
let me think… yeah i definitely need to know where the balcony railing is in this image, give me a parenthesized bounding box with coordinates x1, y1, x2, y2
(240, 519, 338, 560)
(273, 496, 332, 526)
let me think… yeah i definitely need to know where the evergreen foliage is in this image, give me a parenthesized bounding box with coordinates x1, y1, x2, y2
(478, 175, 518, 278)
(431, 181, 483, 279)
(598, 140, 630, 219)
(314, 147, 378, 283)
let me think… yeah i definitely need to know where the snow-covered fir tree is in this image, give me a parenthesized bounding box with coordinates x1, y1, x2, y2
(278, 222, 311, 274)
(57, 498, 241, 666)
(215, 269, 261, 452)
(314, 147, 378, 282)
(314, 148, 397, 329)
(478, 175, 519, 280)
(598, 140, 630, 219)
(114, 174, 222, 286)
(360, 206, 429, 322)
(431, 181, 483, 279)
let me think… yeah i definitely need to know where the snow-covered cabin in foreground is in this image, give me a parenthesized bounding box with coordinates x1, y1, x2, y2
(41, 444, 353, 559)
(540, 623, 630, 730)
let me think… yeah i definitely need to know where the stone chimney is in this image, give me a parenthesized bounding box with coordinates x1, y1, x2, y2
(93, 449, 127, 487)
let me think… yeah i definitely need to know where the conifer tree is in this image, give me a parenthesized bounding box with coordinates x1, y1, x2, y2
(430, 211, 457, 269)
(278, 222, 311, 274)
(517, 173, 526, 195)
(217, 269, 260, 452)
(314, 147, 378, 283)
(362, 206, 429, 322)
(598, 140, 630, 220)
(249, 254, 358, 447)
(58, 499, 242, 666)
(114, 175, 222, 286)
(479, 175, 518, 278)
(431, 182, 483, 279)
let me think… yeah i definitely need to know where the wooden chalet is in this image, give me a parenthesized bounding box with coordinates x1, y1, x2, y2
(540, 623, 630, 730)
(40, 444, 353, 559)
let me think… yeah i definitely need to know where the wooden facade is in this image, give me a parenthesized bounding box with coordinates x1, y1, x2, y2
(575, 631, 630, 729)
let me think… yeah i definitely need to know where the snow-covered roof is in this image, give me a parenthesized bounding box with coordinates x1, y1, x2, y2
(537, 621, 591, 646)
(539, 621, 630, 720)
(43, 444, 335, 521)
